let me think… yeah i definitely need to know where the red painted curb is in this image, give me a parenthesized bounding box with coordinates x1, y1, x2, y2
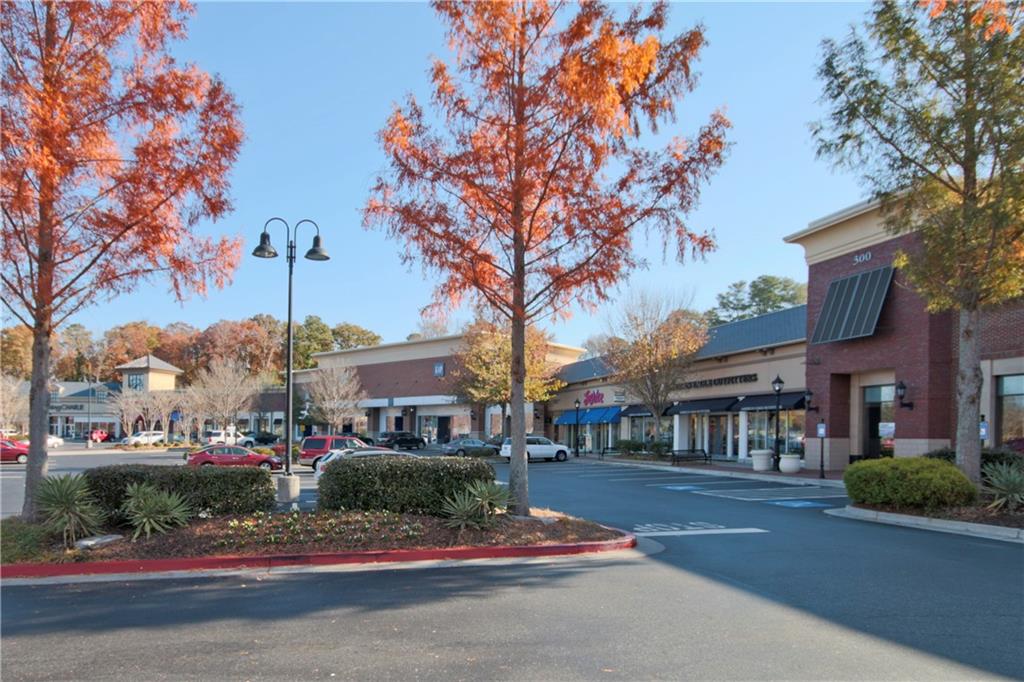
(0, 533, 636, 579)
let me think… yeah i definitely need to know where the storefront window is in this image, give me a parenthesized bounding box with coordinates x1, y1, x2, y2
(997, 375, 1024, 448)
(628, 416, 672, 444)
(745, 410, 806, 454)
(863, 385, 895, 458)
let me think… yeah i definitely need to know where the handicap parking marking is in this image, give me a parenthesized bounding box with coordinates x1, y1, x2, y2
(764, 500, 835, 509)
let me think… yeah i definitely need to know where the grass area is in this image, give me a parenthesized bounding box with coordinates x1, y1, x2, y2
(0, 517, 60, 564)
(2, 510, 622, 565)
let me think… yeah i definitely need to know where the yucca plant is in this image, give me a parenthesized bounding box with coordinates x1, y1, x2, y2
(121, 481, 192, 540)
(36, 474, 106, 549)
(440, 489, 484, 530)
(466, 480, 512, 519)
(983, 462, 1024, 512)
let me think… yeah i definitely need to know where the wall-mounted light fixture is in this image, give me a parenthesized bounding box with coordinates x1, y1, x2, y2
(804, 389, 819, 413)
(896, 380, 914, 410)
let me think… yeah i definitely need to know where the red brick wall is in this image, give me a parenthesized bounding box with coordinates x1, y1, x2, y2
(805, 233, 954, 444)
(355, 355, 462, 399)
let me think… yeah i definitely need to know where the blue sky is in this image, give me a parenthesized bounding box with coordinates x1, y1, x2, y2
(70, 1, 871, 347)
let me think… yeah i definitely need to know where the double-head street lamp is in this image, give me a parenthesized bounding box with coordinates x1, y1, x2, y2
(771, 374, 784, 471)
(252, 218, 329, 477)
(574, 398, 581, 458)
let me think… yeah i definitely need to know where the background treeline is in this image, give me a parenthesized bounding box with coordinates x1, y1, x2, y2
(0, 316, 382, 384)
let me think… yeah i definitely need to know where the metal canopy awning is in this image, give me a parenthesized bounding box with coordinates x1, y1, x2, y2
(666, 397, 738, 415)
(732, 392, 806, 411)
(619, 404, 653, 418)
(811, 265, 893, 344)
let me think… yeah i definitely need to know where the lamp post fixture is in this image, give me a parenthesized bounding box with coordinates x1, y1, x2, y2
(574, 398, 581, 458)
(252, 218, 329, 480)
(895, 380, 914, 410)
(771, 374, 784, 471)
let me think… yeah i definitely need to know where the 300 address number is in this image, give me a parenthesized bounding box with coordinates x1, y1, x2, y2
(853, 251, 872, 264)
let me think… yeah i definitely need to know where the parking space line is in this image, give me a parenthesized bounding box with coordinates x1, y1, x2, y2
(693, 488, 848, 501)
(644, 479, 773, 487)
(635, 528, 770, 537)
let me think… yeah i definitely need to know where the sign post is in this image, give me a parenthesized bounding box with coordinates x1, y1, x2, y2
(980, 415, 989, 445)
(816, 420, 827, 480)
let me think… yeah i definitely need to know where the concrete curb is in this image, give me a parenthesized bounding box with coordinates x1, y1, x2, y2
(824, 505, 1023, 544)
(586, 457, 847, 489)
(0, 532, 637, 580)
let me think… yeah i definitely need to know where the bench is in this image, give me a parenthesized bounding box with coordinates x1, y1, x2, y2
(670, 448, 709, 466)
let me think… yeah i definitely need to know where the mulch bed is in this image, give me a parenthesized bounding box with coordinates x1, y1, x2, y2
(18, 510, 622, 564)
(854, 503, 1024, 529)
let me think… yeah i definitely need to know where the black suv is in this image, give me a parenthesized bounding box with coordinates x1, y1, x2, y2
(380, 431, 426, 450)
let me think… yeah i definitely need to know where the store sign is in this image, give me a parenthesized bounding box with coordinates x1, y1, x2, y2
(613, 390, 626, 403)
(583, 389, 604, 406)
(55, 403, 85, 412)
(816, 422, 827, 439)
(980, 421, 989, 440)
(878, 422, 895, 438)
(681, 374, 758, 391)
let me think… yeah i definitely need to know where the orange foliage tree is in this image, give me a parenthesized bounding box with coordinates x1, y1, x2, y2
(365, 1, 729, 513)
(1, 1, 243, 517)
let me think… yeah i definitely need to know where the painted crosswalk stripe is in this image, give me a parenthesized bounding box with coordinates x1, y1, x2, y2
(634, 527, 769, 537)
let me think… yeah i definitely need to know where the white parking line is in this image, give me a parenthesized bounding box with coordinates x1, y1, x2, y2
(644, 479, 776, 487)
(693, 488, 848, 501)
(635, 528, 770, 537)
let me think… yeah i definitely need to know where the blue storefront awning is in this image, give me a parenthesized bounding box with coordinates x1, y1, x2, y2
(554, 406, 623, 425)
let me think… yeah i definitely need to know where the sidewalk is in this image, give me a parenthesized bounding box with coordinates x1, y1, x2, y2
(581, 454, 847, 488)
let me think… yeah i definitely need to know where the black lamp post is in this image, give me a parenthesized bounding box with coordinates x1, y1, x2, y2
(574, 398, 581, 458)
(771, 374, 784, 471)
(252, 217, 329, 477)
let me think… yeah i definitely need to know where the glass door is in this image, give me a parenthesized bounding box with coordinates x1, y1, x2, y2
(708, 415, 729, 456)
(863, 385, 895, 458)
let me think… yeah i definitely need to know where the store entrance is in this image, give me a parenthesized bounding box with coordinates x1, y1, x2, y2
(436, 416, 451, 443)
(862, 385, 895, 459)
(708, 415, 729, 457)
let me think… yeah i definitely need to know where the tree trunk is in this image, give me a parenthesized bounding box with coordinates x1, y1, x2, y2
(509, 312, 529, 515)
(955, 308, 983, 484)
(22, 324, 53, 520)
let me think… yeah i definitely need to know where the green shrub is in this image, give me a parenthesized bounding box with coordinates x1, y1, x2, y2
(649, 441, 669, 457)
(844, 458, 977, 510)
(253, 447, 273, 456)
(924, 447, 1022, 469)
(84, 465, 274, 521)
(617, 440, 643, 455)
(36, 474, 107, 548)
(466, 480, 511, 517)
(121, 482, 193, 539)
(982, 461, 1024, 512)
(318, 456, 494, 515)
(441, 489, 485, 530)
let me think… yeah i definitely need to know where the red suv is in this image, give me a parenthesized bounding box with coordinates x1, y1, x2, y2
(299, 435, 368, 468)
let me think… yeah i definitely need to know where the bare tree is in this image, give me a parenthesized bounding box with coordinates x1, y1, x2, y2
(0, 374, 29, 432)
(600, 292, 708, 444)
(110, 389, 146, 437)
(306, 366, 367, 435)
(191, 360, 260, 431)
(176, 387, 205, 443)
(147, 391, 179, 443)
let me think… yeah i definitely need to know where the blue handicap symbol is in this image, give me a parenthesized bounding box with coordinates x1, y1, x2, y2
(661, 485, 702, 491)
(765, 500, 832, 509)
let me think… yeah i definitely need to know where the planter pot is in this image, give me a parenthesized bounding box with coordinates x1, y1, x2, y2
(750, 449, 773, 471)
(779, 454, 802, 474)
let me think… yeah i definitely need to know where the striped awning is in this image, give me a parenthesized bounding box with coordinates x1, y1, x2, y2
(811, 266, 893, 344)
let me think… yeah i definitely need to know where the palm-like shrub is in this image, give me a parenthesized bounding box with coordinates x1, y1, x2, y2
(121, 481, 192, 540)
(441, 489, 485, 530)
(466, 480, 511, 517)
(983, 462, 1024, 512)
(36, 474, 106, 549)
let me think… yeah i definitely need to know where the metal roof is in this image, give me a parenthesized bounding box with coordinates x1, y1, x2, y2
(556, 306, 808, 386)
(114, 354, 183, 374)
(696, 305, 807, 358)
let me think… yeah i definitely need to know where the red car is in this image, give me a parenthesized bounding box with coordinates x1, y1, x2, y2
(89, 429, 111, 442)
(186, 445, 282, 471)
(1, 439, 29, 464)
(296, 435, 368, 468)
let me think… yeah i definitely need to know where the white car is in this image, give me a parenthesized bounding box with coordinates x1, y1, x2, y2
(24, 434, 65, 448)
(204, 429, 255, 447)
(500, 436, 569, 462)
(313, 447, 414, 482)
(121, 431, 164, 446)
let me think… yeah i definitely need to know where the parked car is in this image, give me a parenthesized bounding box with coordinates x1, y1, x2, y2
(203, 428, 255, 447)
(1, 439, 29, 464)
(299, 435, 369, 468)
(313, 447, 414, 482)
(441, 438, 494, 457)
(26, 434, 65, 448)
(500, 436, 569, 462)
(121, 431, 164, 446)
(88, 429, 110, 443)
(247, 431, 281, 445)
(379, 431, 426, 450)
(1, 428, 20, 438)
(186, 444, 282, 471)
